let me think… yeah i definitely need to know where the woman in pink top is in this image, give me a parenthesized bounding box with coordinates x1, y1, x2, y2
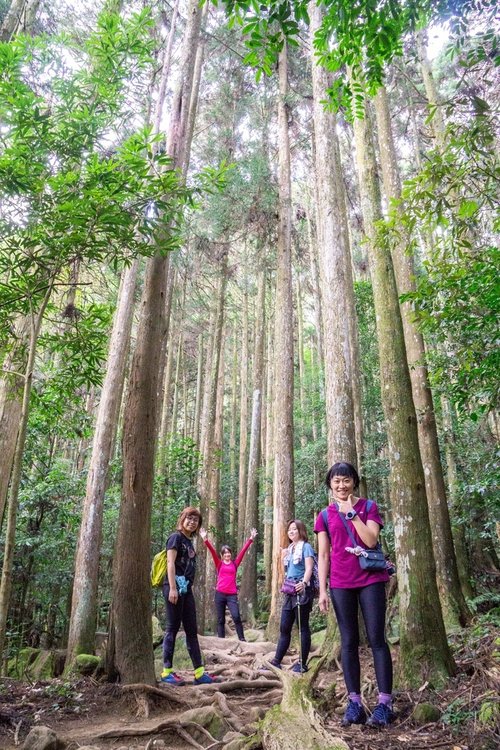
(200, 527, 257, 641)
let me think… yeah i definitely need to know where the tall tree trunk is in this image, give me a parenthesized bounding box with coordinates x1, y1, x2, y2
(263, 311, 274, 595)
(240, 269, 265, 619)
(296, 276, 307, 449)
(109, 0, 203, 685)
(268, 44, 295, 639)
(441, 397, 474, 599)
(228, 328, 238, 547)
(309, 1, 358, 467)
(0, 317, 29, 530)
(199, 248, 229, 631)
(65, 261, 139, 667)
(237, 285, 249, 547)
(0, 284, 52, 658)
(374, 85, 470, 628)
(351, 92, 454, 686)
(192, 333, 203, 447)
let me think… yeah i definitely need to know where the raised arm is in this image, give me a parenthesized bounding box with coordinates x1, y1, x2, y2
(200, 528, 221, 568)
(234, 529, 257, 568)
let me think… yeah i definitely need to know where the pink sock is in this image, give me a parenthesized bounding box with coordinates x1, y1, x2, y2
(378, 692, 392, 706)
(349, 692, 362, 704)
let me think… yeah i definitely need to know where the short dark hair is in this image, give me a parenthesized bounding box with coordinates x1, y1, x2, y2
(220, 545, 232, 556)
(177, 507, 202, 533)
(325, 462, 360, 490)
(287, 519, 309, 542)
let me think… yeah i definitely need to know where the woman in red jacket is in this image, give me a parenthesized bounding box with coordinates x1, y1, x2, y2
(200, 527, 258, 641)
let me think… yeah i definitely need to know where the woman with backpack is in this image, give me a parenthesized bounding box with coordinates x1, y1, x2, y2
(161, 506, 218, 686)
(315, 461, 394, 727)
(199, 527, 258, 641)
(266, 519, 315, 674)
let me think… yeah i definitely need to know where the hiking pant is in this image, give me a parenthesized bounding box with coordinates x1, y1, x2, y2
(215, 591, 245, 640)
(330, 581, 392, 694)
(162, 586, 202, 669)
(274, 595, 313, 667)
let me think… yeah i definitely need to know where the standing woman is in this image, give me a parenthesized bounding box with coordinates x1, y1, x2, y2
(161, 507, 217, 686)
(200, 527, 258, 641)
(315, 461, 394, 727)
(267, 519, 315, 674)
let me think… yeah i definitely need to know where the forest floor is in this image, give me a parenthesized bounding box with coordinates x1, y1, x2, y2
(0, 620, 498, 750)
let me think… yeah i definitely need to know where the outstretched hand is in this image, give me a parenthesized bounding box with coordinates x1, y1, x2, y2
(250, 528, 258, 540)
(199, 527, 208, 541)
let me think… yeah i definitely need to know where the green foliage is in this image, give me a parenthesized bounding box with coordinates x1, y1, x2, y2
(383, 107, 499, 416)
(216, 0, 455, 109)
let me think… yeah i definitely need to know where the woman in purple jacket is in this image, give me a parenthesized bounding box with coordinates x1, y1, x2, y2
(315, 461, 394, 728)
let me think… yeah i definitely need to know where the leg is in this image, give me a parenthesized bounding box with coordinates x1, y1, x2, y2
(274, 604, 296, 663)
(330, 587, 361, 693)
(215, 591, 227, 638)
(181, 590, 203, 670)
(162, 587, 183, 668)
(226, 595, 245, 640)
(359, 582, 393, 694)
(298, 600, 312, 665)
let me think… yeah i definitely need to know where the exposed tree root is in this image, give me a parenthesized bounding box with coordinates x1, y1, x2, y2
(259, 668, 349, 750)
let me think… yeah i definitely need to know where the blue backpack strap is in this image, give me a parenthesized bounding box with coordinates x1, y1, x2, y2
(366, 499, 373, 512)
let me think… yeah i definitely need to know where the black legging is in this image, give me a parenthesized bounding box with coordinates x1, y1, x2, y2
(215, 591, 245, 640)
(330, 581, 392, 694)
(275, 597, 313, 666)
(162, 586, 202, 670)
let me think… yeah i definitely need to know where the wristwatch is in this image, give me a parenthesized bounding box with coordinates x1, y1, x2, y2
(345, 510, 357, 521)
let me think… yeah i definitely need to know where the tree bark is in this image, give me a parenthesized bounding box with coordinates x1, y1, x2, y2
(351, 91, 454, 687)
(240, 269, 265, 619)
(0, 284, 52, 658)
(309, 2, 358, 467)
(268, 44, 295, 639)
(0, 0, 40, 41)
(109, 0, 203, 684)
(237, 285, 249, 548)
(374, 84, 470, 628)
(65, 261, 139, 667)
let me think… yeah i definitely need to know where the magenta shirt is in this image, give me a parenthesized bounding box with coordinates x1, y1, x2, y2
(204, 538, 253, 594)
(314, 499, 389, 589)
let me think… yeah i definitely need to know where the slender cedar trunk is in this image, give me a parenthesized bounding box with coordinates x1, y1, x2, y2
(0, 0, 40, 40)
(198, 309, 216, 470)
(192, 333, 203, 446)
(441, 396, 474, 598)
(240, 269, 265, 619)
(263, 311, 274, 594)
(65, 261, 139, 667)
(268, 44, 295, 639)
(199, 249, 229, 630)
(309, 2, 357, 467)
(0, 316, 29, 530)
(157, 267, 177, 448)
(169, 331, 184, 442)
(296, 276, 307, 449)
(306, 207, 324, 371)
(351, 93, 454, 686)
(205, 331, 225, 632)
(109, 0, 203, 685)
(237, 286, 249, 548)
(228, 328, 238, 547)
(0, 284, 52, 659)
(374, 85, 470, 628)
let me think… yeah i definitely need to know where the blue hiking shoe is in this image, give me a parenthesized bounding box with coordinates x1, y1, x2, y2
(367, 703, 395, 727)
(160, 672, 186, 686)
(194, 671, 221, 685)
(291, 662, 309, 674)
(341, 700, 367, 726)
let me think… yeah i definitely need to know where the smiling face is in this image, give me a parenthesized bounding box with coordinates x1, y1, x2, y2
(287, 522, 300, 544)
(221, 547, 233, 563)
(182, 513, 200, 537)
(330, 474, 355, 502)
